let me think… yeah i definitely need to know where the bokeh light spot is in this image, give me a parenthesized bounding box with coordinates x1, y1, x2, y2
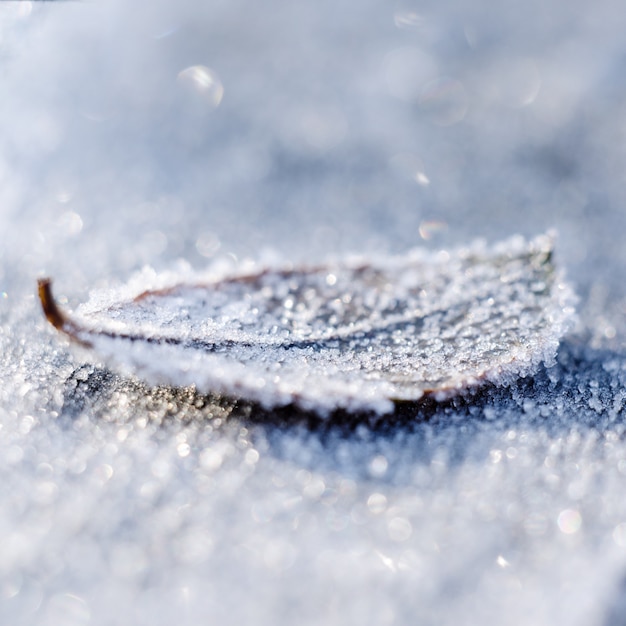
(389, 152, 430, 186)
(613, 523, 626, 547)
(369, 455, 388, 477)
(58, 212, 83, 237)
(177, 65, 224, 108)
(196, 232, 221, 258)
(419, 221, 448, 240)
(557, 509, 582, 534)
(393, 10, 424, 31)
(367, 492, 388, 514)
(388, 517, 412, 542)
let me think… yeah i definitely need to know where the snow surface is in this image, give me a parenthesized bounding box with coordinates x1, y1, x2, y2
(3, 0, 626, 624)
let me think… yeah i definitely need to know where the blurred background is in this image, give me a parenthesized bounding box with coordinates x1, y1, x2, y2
(3, 0, 626, 624)
(2, 0, 626, 320)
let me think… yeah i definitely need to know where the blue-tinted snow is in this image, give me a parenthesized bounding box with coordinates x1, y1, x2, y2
(2, 1, 626, 624)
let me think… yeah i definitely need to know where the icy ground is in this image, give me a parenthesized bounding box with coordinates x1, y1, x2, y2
(2, 0, 626, 624)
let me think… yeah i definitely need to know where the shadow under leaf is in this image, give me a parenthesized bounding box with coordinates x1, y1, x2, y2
(59, 339, 626, 436)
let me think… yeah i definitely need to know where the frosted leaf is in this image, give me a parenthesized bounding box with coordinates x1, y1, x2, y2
(38, 233, 575, 415)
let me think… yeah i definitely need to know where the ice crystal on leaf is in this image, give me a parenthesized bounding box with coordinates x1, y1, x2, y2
(39, 233, 575, 415)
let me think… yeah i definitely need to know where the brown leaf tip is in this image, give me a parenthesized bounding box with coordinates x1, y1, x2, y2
(38, 278, 68, 331)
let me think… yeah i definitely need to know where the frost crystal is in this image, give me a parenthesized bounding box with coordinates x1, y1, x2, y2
(39, 233, 575, 414)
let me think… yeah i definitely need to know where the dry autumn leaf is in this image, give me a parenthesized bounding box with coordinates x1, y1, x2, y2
(39, 233, 575, 414)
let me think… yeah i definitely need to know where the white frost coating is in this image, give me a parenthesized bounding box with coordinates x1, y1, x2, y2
(63, 233, 576, 415)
